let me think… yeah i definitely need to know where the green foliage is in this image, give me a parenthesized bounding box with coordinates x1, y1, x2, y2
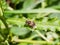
(23, 0, 44, 9)
(10, 27, 31, 36)
(0, 0, 60, 45)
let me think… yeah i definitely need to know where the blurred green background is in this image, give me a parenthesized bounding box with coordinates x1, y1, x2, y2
(0, 0, 60, 45)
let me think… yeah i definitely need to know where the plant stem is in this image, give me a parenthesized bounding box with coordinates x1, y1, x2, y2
(0, 1, 9, 30)
(35, 30, 49, 42)
(41, 1, 46, 8)
(12, 39, 60, 44)
(0, 16, 9, 30)
(27, 35, 38, 40)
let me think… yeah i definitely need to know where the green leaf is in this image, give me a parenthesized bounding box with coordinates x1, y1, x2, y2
(23, 0, 44, 10)
(11, 0, 24, 5)
(0, 34, 4, 41)
(36, 17, 60, 31)
(0, 0, 8, 10)
(27, 14, 37, 19)
(51, 4, 60, 9)
(7, 18, 26, 27)
(10, 27, 30, 36)
(4, 8, 60, 14)
(49, 13, 60, 19)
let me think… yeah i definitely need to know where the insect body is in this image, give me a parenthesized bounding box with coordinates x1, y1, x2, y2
(25, 20, 35, 28)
